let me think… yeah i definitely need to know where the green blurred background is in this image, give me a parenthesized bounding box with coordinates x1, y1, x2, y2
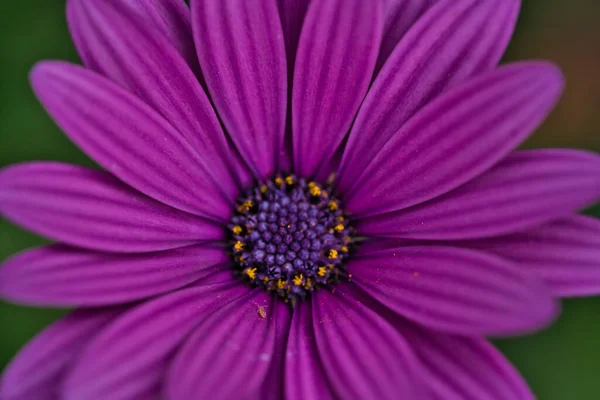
(0, 1, 599, 398)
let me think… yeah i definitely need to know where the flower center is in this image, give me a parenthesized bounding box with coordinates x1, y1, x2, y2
(228, 174, 353, 305)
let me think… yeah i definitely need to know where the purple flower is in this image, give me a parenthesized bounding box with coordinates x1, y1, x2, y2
(1, 0, 600, 398)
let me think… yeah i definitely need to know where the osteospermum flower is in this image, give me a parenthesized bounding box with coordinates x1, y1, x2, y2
(2, 0, 600, 398)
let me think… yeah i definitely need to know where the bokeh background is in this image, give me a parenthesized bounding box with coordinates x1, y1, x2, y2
(1, 1, 599, 398)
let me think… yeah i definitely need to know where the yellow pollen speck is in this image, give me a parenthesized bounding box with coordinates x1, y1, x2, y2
(275, 177, 283, 186)
(304, 278, 313, 289)
(340, 246, 349, 253)
(238, 200, 253, 213)
(317, 267, 327, 277)
(262, 276, 269, 284)
(322, 190, 329, 198)
(246, 267, 257, 279)
(327, 264, 334, 270)
(232, 225, 243, 235)
(285, 175, 294, 185)
(336, 216, 344, 222)
(307, 181, 316, 188)
(328, 249, 338, 259)
(260, 185, 268, 193)
(257, 306, 266, 318)
(328, 201, 338, 211)
(309, 185, 321, 196)
(334, 224, 344, 232)
(234, 241, 245, 252)
(292, 274, 303, 286)
(277, 279, 286, 290)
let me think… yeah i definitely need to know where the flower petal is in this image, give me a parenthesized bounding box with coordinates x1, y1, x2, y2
(292, 0, 383, 178)
(312, 284, 424, 398)
(277, 0, 311, 73)
(62, 275, 244, 400)
(0, 244, 229, 307)
(165, 292, 291, 399)
(191, 0, 287, 178)
(68, 0, 200, 77)
(31, 61, 233, 220)
(351, 245, 559, 336)
(398, 321, 534, 400)
(338, 0, 520, 193)
(285, 298, 334, 400)
(66, 0, 244, 196)
(342, 62, 564, 217)
(462, 215, 600, 297)
(358, 150, 600, 240)
(377, 0, 438, 72)
(0, 162, 221, 252)
(0, 309, 121, 400)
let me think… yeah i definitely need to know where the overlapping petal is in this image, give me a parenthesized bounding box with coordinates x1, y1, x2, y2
(192, 0, 287, 178)
(342, 62, 564, 217)
(68, 0, 200, 77)
(338, 0, 521, 193)
(0, 309, 121, 400)
(398, 321, 534, 400)
(312, 284, 424, 398)
(30, 62, 233, 220)
(377, 0, 438, 72)
(351, 245, 558, 336)
(165, 292, 291, 399)
(462, 215, 600, 297)
(284, 298, 333, 400)
(0, 162, 221, 252)
(358, 150, 600, 239)
(0, 244, 228, 306)
(292, 0, 383, 178)
(62, 275, 245, 400)
(67, 0, 244, 195)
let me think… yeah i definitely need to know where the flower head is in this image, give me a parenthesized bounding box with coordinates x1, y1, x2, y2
(1, 0, 600, 399)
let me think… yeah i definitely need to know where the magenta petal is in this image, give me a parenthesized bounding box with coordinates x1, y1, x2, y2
(292, 0, 383, 178)
(165, 292, 291, 399)
(285, 299, 334, 400)
(342, 62, 564, 216)
(66, 0, 243, 197)
(0, 309, 121, 400)
(351, 245, 559, 336)
(338, 0, 520, 195)
(0, 244, 229, 307)
(398, 321, 534, 400)
(377, 0, 438, 72)
(62, 275, 244, 400)
(191, 0, 287, 178)
(0, 163, 221, 252)
(277, 0, 311, 73)
(462, 215, 600, 297)
(312, 284, 424, 398)
(68, 0, 201, 78)
(359, 150, 600, 240)
(31, 61, 233, 220)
